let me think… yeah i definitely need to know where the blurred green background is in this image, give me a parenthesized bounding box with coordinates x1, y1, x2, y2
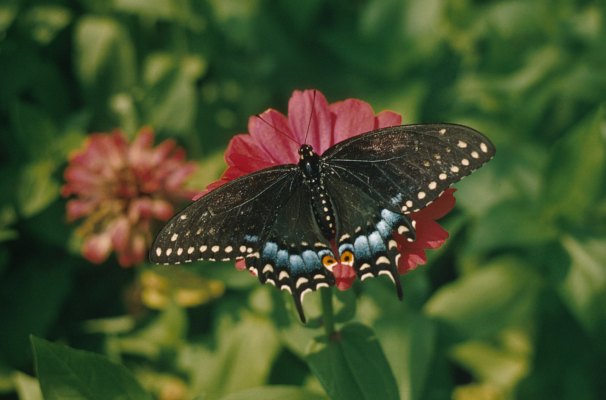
(1, 0, 606, 399)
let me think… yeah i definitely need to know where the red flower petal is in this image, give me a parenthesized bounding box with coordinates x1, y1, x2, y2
(396, 189, 456, 274)
(329, 99, 376, 146)
(375, 110, 402, 129)
(333, 263, 357, 291)
(288, 90, 333, 153)
(248, 109, 298, 164)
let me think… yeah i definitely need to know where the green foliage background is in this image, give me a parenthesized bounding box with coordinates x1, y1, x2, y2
(1, 0, 606, 399)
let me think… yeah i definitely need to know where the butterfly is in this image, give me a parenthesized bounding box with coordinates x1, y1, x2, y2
(150, 123, 495, 321)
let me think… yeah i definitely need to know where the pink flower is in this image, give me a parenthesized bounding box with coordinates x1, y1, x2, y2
(62, 127, 197, 267)
(205, 89, 453, 290)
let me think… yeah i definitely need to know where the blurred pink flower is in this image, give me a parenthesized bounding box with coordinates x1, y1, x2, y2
(62, 127, 197, 267)
(204, 89, 453, 289)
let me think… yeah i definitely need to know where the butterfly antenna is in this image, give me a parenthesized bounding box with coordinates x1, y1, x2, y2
(255, 113, 299, 146)
(303, 89, 317, 145)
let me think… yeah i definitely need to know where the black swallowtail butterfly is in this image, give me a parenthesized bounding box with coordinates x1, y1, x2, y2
(150, 123, 495, 321)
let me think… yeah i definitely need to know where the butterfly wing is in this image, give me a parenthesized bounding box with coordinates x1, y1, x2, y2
(323, 173, 413, 297)
(321, 123, 495, 293)
(150, 165, 300, 264)
(249, 176, 336, 321)
(322, 124, 495, 215)
(150, 165, 336, 321)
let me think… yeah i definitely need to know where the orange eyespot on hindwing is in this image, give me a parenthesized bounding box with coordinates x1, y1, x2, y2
(340, 250, 354, 267)
(322, 254, 338, 271)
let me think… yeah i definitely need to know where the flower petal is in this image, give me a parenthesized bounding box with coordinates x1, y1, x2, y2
(329, 99, 376, 146)
(375, 110, 402, 129)
(82, 234, 112, 264)
(333, 263, 357, 291)
(248, 109, 299, 164)
(288, 90, 333, 153)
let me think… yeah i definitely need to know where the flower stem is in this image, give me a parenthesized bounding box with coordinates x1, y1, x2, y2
(321, 287, 336, 338)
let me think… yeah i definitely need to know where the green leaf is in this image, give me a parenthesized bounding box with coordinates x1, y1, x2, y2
(74, 16, 136, 91)
(22, 5, 72, 45)
(466, 199, 558, 254)
(141, 53, 206, 135)
(13, 372, 43, 400)
(0, 0, 18, 35)
(31, 336, 152, 400)
(189, 315, 281, 398)
(559, 235, 606, 335)
(375, 309, 436, 400)
(449, 336, 531, 389)
(424, 259, 542, 340)
(114, 302, 187, 359)
(17, 160, 60, 218)
(306, 323, 399, 400)
(217, 385, 327, 400)
(543, 107, 606, 223)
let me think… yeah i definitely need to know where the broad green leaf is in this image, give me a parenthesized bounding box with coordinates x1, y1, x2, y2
(424, 259, 541, 340)
(306, 323, 399, 400)
(190, 314, 281, 398)
(449, 335, 531, 389)
(31, 336, 152, 400)
(375, 309, 436, 400)
(113, 302, 187, 359)
(141, 53, 206, 135)
(13, 372, 43, 400)
(17, 160, 60, 218)
(559, 235, 606, 335)
(217, 385, 326, 400)
(74, 16, 136, 91)
(543, 107, 606, 223)
(466, 200, 557, 254)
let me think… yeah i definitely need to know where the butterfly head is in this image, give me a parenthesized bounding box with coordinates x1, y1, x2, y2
(298, 144, 315, 159)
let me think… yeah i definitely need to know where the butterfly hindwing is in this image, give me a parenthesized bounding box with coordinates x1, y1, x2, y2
(150, 165, 299, 265)
(247, 178, 335, 321)
(324, 174, 410, 297)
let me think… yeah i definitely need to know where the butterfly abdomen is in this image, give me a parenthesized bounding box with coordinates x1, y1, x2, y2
(298, 145, 337, 240)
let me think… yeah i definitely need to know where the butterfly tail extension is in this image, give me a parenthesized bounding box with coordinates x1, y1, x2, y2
(248, 240, 337, 322)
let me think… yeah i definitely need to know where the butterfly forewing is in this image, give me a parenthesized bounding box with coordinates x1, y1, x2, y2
(150, 165, 299, 265)
(322, 124, 495, 215)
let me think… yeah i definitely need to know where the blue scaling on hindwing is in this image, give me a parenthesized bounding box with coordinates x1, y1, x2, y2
(381, 208, 416, 241)
(276, 249, 289, 269)
(353, 235, 372, 260)
(246, 239, 336, 322)
(336, 209, 406, 298)
(375, 219, 392, 239)
(302, 249, 322, 270)
(368, 231, 387, 253)
(288, 254, 306, 273)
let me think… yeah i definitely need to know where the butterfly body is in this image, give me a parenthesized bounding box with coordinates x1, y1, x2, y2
(298, 144, 337, 240)
(150, 124, 495, 321)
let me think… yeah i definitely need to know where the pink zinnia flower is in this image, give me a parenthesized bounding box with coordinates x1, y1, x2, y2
(205, 89, 454, 290)
(62, 127, 197, 267)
